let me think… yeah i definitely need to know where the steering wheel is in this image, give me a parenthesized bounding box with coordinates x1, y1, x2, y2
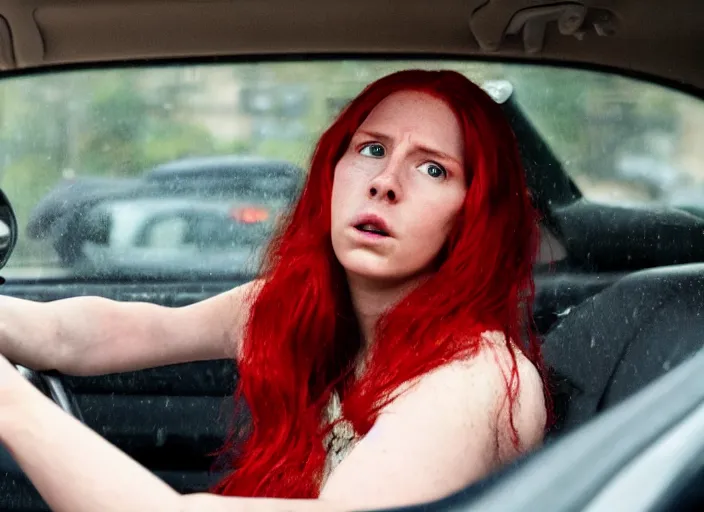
(0, 368, 83, 478)
(14, 365, 84, 422)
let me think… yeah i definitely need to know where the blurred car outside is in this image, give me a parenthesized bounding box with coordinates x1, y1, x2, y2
(25, 155, 303, 279)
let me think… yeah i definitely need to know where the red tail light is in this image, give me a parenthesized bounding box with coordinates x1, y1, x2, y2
(229, 206, 270, 223)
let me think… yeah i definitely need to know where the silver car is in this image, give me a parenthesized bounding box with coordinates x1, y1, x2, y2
(72, 196, 285, 279)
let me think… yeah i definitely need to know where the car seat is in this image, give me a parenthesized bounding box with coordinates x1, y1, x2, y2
(542, 263, 704, 436)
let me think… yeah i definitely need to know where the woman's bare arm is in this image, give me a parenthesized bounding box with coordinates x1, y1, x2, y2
(0, 335, 545, 512)
(0, 280, 258, 376)
(0, 356, 338, 512)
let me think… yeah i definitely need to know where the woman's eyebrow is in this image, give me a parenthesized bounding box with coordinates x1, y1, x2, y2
(355, 129, 392, 144)
(356, 129, 461, 166)
(415, 145, 462, 167)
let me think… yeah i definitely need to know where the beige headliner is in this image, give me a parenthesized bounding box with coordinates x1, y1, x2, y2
(0, 0, 701, 91)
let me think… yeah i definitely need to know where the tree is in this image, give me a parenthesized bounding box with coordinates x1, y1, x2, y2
(77, 72, 149, 176)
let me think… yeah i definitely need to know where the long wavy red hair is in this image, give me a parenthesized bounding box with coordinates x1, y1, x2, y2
(211, 69, 546, 498)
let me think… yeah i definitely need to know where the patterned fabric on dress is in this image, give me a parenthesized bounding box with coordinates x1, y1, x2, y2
(321, 390, 358, 488)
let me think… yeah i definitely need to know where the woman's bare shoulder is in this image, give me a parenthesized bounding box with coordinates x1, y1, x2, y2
(474, 330, 547, 461)
(383, 330, 546, 462)
(321, 336, 545, 508)
(326, 331, 545, 505)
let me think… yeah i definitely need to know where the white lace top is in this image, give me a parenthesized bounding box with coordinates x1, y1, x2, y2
(320, 390, 359, 487)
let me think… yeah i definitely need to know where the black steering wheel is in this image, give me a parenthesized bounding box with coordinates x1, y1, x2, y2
(14, 366, 84, 422)
(0, 367, 83, 476)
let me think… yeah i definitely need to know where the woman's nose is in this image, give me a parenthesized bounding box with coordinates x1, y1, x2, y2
(368, 161, 402, 203)
(368, 184, 396, 202)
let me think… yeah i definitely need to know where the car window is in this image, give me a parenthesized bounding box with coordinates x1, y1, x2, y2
(139, 216, 190, 249)
(510, 67, 704, 208)
(0, 61, 702, 281)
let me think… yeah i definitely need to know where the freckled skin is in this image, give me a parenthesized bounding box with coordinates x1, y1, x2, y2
(331, 91, 467, 284)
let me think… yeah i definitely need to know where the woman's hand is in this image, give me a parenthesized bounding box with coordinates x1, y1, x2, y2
(0, 352, 26, 414)
(0, 350, 333, 512)
(0, 350, 19, 379)
(0, 352, 185, 512)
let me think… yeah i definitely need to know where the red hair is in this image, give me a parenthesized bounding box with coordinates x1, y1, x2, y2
(211, 69, 547, 498)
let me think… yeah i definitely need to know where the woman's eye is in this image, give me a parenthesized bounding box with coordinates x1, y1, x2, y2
(418, 162, 447, 179)
(359, 143, 386, 158)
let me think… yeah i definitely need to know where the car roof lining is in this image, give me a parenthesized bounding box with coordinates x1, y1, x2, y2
(0, 0, 701, 92)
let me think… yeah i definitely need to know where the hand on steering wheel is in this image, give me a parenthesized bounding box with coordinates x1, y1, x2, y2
(0, 353, 83, 422)
(15, 366, 84, 422)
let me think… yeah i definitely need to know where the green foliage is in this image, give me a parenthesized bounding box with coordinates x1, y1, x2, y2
(142, 122, 216, 167)
(78, 76, 148, 175)
(504, 66, 681, 179)
(255, 138, 314, 168)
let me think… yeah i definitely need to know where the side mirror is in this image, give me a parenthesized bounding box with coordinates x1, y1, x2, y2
(0, 189, 18, 270)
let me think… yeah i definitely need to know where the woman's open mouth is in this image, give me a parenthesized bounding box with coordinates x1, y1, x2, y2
(351, 213, 393, 239)
(354, 223, 389, 237)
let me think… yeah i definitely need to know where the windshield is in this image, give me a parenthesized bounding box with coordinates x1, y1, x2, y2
(1, 61, 702, 280)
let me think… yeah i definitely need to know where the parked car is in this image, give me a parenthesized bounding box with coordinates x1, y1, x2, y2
(72, 197, 281, 278)
(26, 155, 301, 275)
(145, 155, 302, 196)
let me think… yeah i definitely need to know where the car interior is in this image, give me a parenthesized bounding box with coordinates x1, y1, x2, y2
(0, 0, 702, 510)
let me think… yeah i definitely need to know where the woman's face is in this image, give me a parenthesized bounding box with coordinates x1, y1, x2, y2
(331, 90, 467, 285)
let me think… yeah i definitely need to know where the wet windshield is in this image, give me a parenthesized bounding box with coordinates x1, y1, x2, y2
(1, 61, 702, 280)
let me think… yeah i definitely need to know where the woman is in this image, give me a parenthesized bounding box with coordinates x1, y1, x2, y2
(0, 69, 548, 512)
